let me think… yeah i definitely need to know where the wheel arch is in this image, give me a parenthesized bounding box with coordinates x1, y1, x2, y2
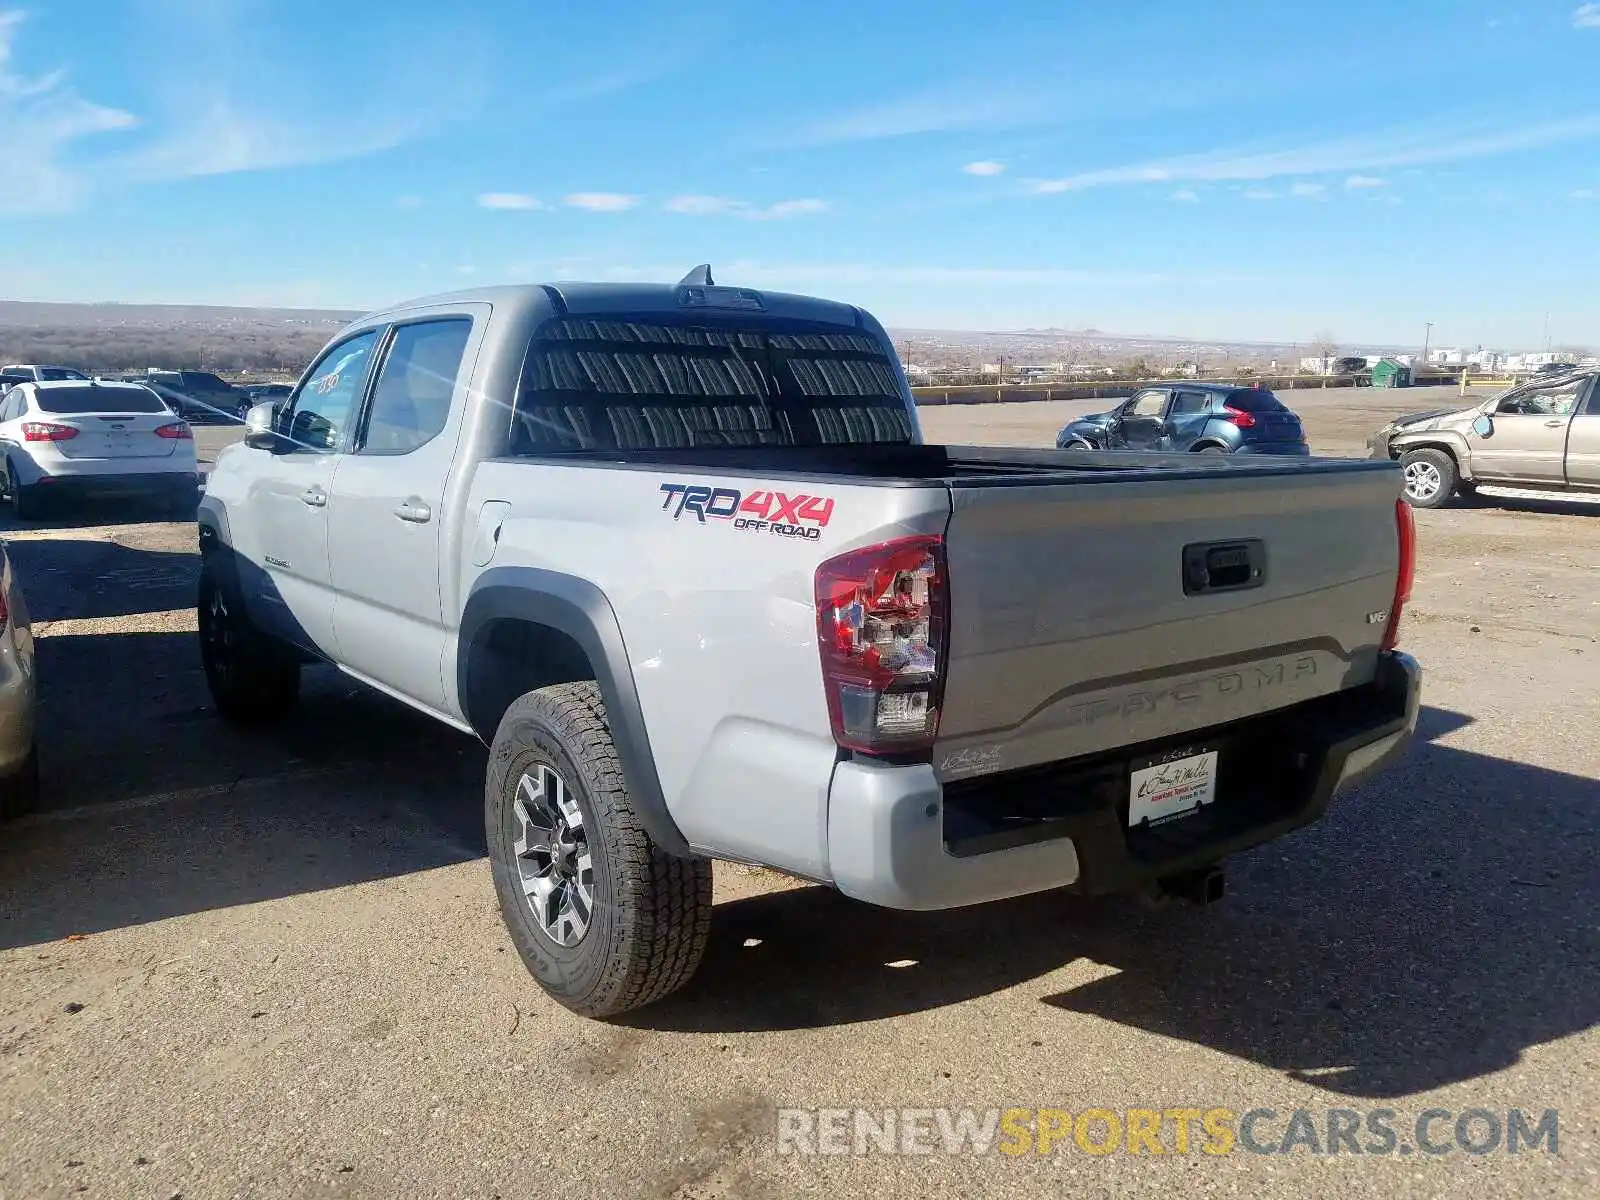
(458, 568, 691, 858)
(1391, 433, 1475, 482)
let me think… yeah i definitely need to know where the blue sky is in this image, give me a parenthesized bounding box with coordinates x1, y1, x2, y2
(3, 0, 1600, 347)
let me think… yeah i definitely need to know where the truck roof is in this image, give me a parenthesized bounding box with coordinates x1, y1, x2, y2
(354, 277, 868, 331)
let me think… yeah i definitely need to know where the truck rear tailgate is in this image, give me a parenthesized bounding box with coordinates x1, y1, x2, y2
(933, 459, 1404, 781)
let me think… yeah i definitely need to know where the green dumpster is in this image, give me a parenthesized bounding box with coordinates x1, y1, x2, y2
(1372, 358, 1412, 388)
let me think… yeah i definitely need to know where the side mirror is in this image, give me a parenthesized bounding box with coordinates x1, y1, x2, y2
(1471, 414, 1494, 437)
(243, 400, 292, 452)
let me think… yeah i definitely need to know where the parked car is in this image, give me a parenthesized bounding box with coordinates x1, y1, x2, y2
(1533, 362, 1579, 377)
(141, 370, 239, 422)
(1369, 368, 1600, 507)
(199, 271, 1420, 1019)
(1055, 383, 1310, 456)
(1, 364, 89, 382)
(0, 379, 200, 517)
(233, 382, 293, 420)
(0, 537, 37, 819)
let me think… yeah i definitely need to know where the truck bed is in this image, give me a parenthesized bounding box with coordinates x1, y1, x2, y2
(502, 441, 1397, 486)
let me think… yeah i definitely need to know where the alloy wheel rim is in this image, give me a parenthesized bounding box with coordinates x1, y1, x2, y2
(1404, 461, 1442, 500)
(203, 585, 236, 688)
(512, 764, 594, 947)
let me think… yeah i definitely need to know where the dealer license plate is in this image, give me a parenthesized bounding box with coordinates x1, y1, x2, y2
(1128, 748, 1218, 828)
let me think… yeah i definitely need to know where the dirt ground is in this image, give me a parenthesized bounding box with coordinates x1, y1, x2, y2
(1, 388, 1595, 1200)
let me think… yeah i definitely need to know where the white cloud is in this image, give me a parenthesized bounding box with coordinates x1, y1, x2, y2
(1571, 188, 1597, 199)
(118, 96, 419, 181)
(396, 194, 424, 210)
(769, 83, 1052, 148)
(1290, 181, 1327, 197)
(478, 192, 544, 210)
(1172, 188, 1199, 202)
(663, 195, 828, 220)
(1575, 5, 1600, 30)
(961, 160, 1006, 176)
(1345, 174, 1387, 189)
(1243, 188, 1278, 200)
(0, 11, 138, 213)
(564, 192, 640, 212)
(1028, 117, 1600, 195)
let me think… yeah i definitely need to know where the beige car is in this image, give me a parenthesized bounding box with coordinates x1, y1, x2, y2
(0, 536, 36, 818)
(1368, 370, 1600, 507)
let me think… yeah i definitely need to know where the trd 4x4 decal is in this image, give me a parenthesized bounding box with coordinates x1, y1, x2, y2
(659, 483, 835, 541)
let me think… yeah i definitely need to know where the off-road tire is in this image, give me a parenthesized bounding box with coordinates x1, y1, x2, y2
(0, 743, 39, 821)
(197, 554, 300, 725)
(1399, 447, 1458, 509)
(487, 681, 712, 1019)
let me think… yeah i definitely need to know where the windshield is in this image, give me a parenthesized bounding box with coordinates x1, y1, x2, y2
(35, 385, 168, 414)
(509, 314, 915, 453)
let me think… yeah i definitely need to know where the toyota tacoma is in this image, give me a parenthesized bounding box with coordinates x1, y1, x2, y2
(197, 268, 1423, 1018)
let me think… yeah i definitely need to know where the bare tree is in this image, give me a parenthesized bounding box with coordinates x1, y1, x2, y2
(1309, 330, 1339, 358)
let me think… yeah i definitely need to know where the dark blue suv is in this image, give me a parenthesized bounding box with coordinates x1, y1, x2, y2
(1055, 382, 1309, 456)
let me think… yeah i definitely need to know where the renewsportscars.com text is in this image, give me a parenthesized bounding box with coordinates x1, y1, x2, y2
(776, 1106, 1560, 1158)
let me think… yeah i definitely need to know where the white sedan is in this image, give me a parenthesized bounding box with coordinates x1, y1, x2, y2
(0, 379, 200, 519)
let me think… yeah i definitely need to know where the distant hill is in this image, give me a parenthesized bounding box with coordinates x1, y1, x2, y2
(0, 301, 361, 376)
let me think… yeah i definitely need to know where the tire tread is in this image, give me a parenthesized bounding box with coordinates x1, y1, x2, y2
(491, 681, 711, 1017)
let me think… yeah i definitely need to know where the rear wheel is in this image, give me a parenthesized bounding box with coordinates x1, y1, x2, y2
(487, 681, 712, 1018)
(1196, 444, 1227, 456)
(1399, 448, 1457, 508)
(198, 555, 300, 724)
(6, 461, 42, 521)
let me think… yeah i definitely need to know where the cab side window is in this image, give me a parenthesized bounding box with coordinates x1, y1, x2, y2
(283, 329, 382, 452)
(1496, 379, 1584, 417)
(1172, 391, 1209, 415)
(358, 318, 472, 455)
(1127, 390, 1169, 418)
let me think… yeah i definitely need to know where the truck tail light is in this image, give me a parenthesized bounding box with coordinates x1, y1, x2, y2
(815, 535, 947, 756)
(154, 422, 193, 439)
(22, 422, 78, 442)
(1382, 498, 1415, 651)
(1221, 404, 1257, 428)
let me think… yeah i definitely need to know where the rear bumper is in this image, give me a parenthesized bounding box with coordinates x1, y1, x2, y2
(826, 650, 1422, 910)
(24, 469, 201, 499)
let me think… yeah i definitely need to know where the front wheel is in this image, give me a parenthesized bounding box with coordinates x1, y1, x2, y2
(198, 556, 300, 724)
(487, 681, 712, 1019)
(1399, 447, 1458, 508)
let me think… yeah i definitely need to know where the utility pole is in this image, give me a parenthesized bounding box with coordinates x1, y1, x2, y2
(1421, 322, 1433, 366)
(1542, 311, 1551, 352)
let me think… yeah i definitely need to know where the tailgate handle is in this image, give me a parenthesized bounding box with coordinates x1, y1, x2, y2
(1183, 539, 1265, 595)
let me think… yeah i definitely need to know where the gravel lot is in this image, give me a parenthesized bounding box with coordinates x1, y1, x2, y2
(1, 386, 1595, 1200)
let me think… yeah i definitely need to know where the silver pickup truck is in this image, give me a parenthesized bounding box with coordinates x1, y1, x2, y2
(198, 270, 1422, 1018)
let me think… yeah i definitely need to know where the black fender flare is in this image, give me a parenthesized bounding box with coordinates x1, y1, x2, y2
(458, 567, 691, 857)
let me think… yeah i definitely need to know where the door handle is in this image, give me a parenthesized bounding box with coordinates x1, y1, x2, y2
(1544, 419, 1566, 428)
(300, 486, 327, 507)
(394, 499, 432, 524)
